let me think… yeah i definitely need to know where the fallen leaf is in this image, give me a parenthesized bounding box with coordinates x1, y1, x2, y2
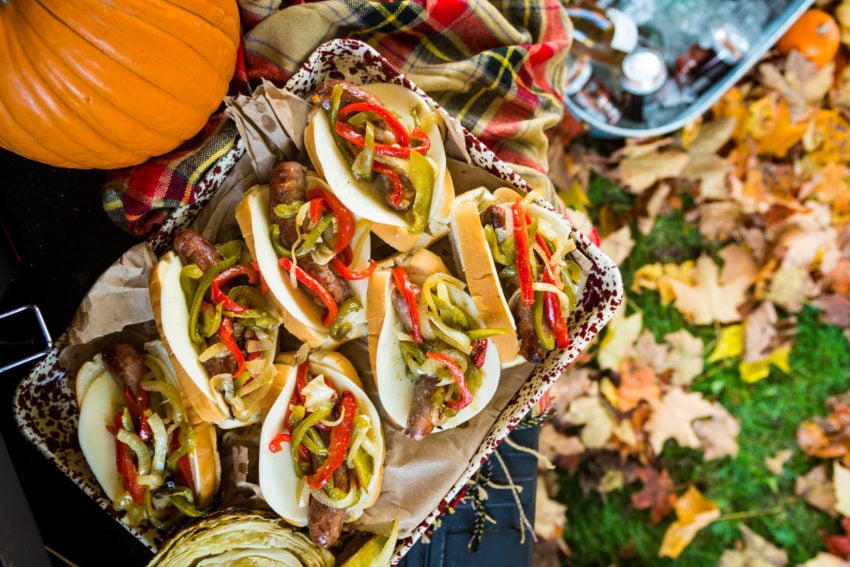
(534, 479, 568, 542)
(616, 361, 661, 412)
(795, 464, 837, 516)
(743, 302, 779, 363)
(825, 517, 850, 560)
(708, 324, 745, 363)
(739, 344, 792, 383)
(619, 148, 690, 194)
(798, 552, 850, 567)
(812, 293, 850, 328)
(764, 449, 792, 475)
(663, 329, 705, 386)
(698, 201, 744, 241)
(746, 94, 809, 158)
(563, 395, 615, 449)
(807, 109, 850, 167)
(632, 261, 695, 304)
(718, 523, 788, 566)
(547, 368, 594, 417)
(693, 402, 741, 460)
(669, 254, 753, 325)
(600, 224, 635, 266)
(646, 388, 718, 455)
(834, 461, 850, 517)
(631, 467, 677, 525)
(597, 311, 642, 372)
(538, 422, 586, 467)
(659, 485, 721, 559)
(638, 182, 672, 235)
(634, 329, 670, 372)
(797, 417, 850, 460)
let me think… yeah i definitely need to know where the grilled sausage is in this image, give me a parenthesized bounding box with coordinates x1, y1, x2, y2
(173, 228, 222, 273)
(307, 465, 350, 548)
(102, 340, 146, 393)
(405, 374, 441, 441)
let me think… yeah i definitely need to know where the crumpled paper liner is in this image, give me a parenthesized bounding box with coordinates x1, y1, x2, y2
(58, 78, 538, 542)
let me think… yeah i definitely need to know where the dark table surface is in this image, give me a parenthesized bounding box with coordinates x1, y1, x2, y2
(0, 148, 538, 566)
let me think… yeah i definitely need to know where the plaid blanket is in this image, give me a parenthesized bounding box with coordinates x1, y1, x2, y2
(102, 0, 574, 236)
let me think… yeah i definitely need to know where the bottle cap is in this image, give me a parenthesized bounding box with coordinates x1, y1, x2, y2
(711, 23, 749, 65)
(621, 47, 668, 95)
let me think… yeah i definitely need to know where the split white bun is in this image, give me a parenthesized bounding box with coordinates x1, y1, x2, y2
(366, 249, 501, 433)
(76, 339, 219, 508)
(235, 182, 370, 349)
(449, 187, 577, 367)
(304, 82, 454, 252)
(259, 351, 385, 528)
(150, 251, 282, 428)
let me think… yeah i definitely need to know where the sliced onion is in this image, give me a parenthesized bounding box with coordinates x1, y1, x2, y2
(145, 411, 169, 474)
(428, 314, 472, 354)
(116, 428, 152, 476)
(310, 482, 361, 510)
(140, 378, 185, 424)
(198, 342, 230, 363)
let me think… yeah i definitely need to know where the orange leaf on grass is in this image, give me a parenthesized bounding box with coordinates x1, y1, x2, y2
(616, 361, 661, 412)
(659, 486, 721, 559)
(631, 467, 677, 525)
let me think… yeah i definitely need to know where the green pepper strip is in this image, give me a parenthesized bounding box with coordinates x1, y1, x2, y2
(466, 327, 508, 340)
(290, 406, 332, 479)
(432, 295, 468, 329)
(484, 224, 516, 267)
(532, 290, 556, 351)
(269, 225, 293, 258)
(187, 256, 239, 347)
(329, 297, 362, 341)
(307, 392, 357, 490)
(168, 489, 206, 517)
(407, 150, 434, 234)
(352, 448, 373, 489)
(295, 214, 333, 258)
(273, 201, 304, 220)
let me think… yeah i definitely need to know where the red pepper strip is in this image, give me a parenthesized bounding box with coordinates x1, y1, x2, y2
(391, 267, 423, 344)
(278, 256, 338, 327)
(170, 429, 195, 493)
(535, 233, 570, 349)
(470, 339, 488, 369)
(296, 360, 310, 403)
(307, 391, 357, 490)
(122, 386, 152, 442)
(268, 432, 292, 453)
(309, 197, 324, 225)
(511, 199, 535, 306)
(218, 317, 247, 376)
(334, 122, 431, 158)
(337, 102, 410, 146)
(425, 351, 473, 411)
(114, 413, 146, 505)
(210, 264, 260, 314)
(306, 187, 355, 253)
(372, 162, 405, 207)
(331, 246, 376, 280)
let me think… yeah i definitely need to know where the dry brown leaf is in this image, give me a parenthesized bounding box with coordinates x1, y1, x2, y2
(616, 361, 661, 412)
(618, 148, 690, 194)
(764, 449, 793, 475)
(834, 461, 850, 517)
(534, 478, 568, 542)
(663, 329, 705, 386)
(795, 464, 838, 517)
(743, 302, 780, 363)
(631, 467, 677, 525)
(693, 402, 741, 461)
(599, 224, 634, 266)
(799, 552, 850, 567)
(718, 523, 788, 567)
(669, 254, 752, 325)
(539, 422, 586, 466)
(597, 310, 642, 371)
(547, 367, 594, 417)
(812, 294, 850, 328)
(634, 329, 670, 374)
(659, 485, 721, 559)
(646, 388, 718, 455)
(563, 394, 615, 449)
(637, 182, 672, 235)
(698, 201, 744, 241)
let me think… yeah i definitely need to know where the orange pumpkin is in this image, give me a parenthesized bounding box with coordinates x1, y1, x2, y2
(776, 8, 841, 68)
(0, 0, 241, 170)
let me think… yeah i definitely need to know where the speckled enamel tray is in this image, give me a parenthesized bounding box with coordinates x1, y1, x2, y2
(14, 39, 623, 561)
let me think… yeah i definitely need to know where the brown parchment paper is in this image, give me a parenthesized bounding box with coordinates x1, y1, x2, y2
(59, 79, 536, 542)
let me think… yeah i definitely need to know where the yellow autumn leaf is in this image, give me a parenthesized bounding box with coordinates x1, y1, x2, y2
(597, 311, 642, 371)
(745, 95, 809, 158)
(659, 486, 721, 559)
(632, 261, 695, 304)
(739, 344, 792, 383)
(708, 324, 745, 363)
(807, 109, 850, 167)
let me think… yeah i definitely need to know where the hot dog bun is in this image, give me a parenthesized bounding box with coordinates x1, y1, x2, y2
(235, 183, 370, 349)
(258, 351, 385, 530)
(304, 82, 453, 252)
(366, 249, 501, 435)
(449, 187, 579, 367)
(150, 250, 283, 428)
(76, 340, 220, 517)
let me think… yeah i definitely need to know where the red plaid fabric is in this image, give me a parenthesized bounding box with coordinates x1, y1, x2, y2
(101, 0, 573, 237)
